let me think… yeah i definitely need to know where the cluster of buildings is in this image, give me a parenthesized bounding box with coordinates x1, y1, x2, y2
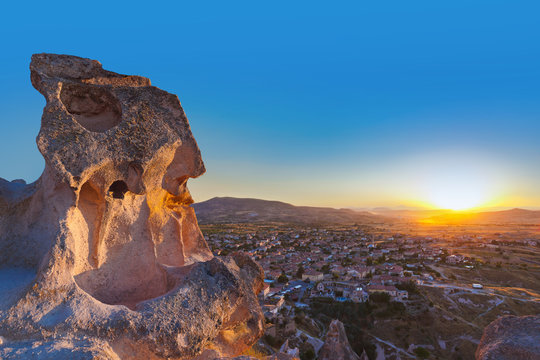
(203, 223, 539, 321)
(204, 226, 451, 318)
(201, 223, 539, 359)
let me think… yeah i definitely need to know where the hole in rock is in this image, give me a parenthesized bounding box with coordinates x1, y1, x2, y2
(108, 180, 129, 199)
(60, 83, 122, 132)
(76, 179, 180, 309)
(75, 266, 177, 310)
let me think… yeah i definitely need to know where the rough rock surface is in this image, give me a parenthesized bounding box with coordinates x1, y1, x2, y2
(318, 320, 360, 360)
(210, 354, 298, 360)
(0, 54, 264, 359)
(476, 315, 540, 360)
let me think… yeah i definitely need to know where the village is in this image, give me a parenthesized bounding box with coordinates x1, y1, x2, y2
(201, 223, 540, 359)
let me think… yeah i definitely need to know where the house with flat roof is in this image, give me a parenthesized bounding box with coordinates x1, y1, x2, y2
(302, 269, 324, 282)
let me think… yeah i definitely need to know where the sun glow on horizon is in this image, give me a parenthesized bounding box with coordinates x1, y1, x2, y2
(429, 190, 486, 210)
(423, 169, 496, 211)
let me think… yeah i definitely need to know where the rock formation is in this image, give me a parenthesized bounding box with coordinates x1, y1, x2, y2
(358, 350, 369, 360)
(476, 315, 540, 360)
(0, 54, 264, 359)
(217, 355, 298, 360)
(318, 320, 360, 360)
(278, 339, 300, 358)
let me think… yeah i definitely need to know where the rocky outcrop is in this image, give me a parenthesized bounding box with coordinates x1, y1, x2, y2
(358, 350, 369, 360)
(476, 315, 540, 360)
(279, 339, 300, 358)
(318, 320, 360, 360)
(216, 355, 298, 360)
(0, 54, 264, 359)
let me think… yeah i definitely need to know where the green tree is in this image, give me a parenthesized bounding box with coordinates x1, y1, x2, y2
(369, 292, 390, 303)
(321, 264, 331, 274)
(414, 347, 430, 359)
(296, 265, 305, 279)
(300, 348, 315, 360)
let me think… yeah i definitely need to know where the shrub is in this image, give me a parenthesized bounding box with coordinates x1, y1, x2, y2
(414, 347, 430, 359)
(369, 292, 391, 303)
(296, 265, 305, 279)
(300, 349, 315, 360)
(376, 301, 406, 318)
(396, 280, 419, 294)
(264, 334, 282, 348)
(243, 346, 268, 358)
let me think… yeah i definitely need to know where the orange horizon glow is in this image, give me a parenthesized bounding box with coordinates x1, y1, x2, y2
(190, 149, 540, 210)
(412, 162, 502, 211)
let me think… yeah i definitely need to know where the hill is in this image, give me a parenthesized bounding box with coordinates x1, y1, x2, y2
(192, 197, 390, 225)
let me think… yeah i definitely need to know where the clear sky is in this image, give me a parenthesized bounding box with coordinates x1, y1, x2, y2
(1, 1, 539, 209)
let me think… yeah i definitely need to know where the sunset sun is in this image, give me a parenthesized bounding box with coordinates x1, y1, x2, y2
(430, 189, 484, 210)
(426, 174, 491, 210)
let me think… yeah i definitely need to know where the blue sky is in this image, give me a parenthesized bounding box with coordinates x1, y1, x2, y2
(1, 1, 540, 208)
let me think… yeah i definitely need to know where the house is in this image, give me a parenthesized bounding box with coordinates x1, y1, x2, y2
(313, 282, 334, 298)
(260, 283, 270, 299)
(396, 290, 408, 301)
(331, 281, 359, 297)
(263, 296, 285, 315)
(388, 265, 404, 276)
(331, 265, 347, 275)
(370, 275, 397, 285)
(348, 266, 373, 279)
(302, 269, 324, 282)
(266, 269, 282, 280)
(366, 285, 398, 298)
(269, 284, 284, 297)
(446, 254, 464, 265)
(350, 287, 369, 303)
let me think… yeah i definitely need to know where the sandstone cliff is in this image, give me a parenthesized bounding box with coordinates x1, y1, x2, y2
(476, 315, 540, 360)
(0, 54, 264, 359)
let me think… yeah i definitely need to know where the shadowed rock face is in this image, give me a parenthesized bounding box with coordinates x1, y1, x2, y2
(0, 54, 264, 359)
(318, 320, 360, 360)
(476, 315, 540, 360)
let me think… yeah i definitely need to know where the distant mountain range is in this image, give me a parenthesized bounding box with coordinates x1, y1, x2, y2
(193, 197, 540, 225)
(192, 197, 389, 225)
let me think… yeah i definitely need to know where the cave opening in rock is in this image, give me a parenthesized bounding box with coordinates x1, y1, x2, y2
(108, 180, 129, 199)
(60, 82, 122, 132)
